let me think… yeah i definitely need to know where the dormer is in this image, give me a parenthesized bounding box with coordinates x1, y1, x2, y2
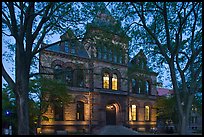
(130, 49, 147, 70)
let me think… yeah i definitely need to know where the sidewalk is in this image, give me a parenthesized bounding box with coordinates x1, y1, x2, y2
(96, 125, 139, 135)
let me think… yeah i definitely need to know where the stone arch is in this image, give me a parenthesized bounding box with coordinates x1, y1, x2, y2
(64, 62, 76, 70)
(74, 95, 88, 104)
(51, 60, 64, 68)
(130, 100, 140, 107)
(105, 99, 122, 125)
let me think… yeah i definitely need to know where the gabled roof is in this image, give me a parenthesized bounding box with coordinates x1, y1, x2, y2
(130, 49, 147, 65)
(45, 30, 89, 59)
(157, 88, 174, 96)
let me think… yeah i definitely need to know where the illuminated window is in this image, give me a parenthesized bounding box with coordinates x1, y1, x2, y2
(145, 106, 150, 121)
(76, 101, 84, 121)
(112, 74, 118, 90)
(131, 105, 137, 121)
(103, 73, 109, 89)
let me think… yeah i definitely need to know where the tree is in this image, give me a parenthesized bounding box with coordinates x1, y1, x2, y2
(156, 95, 177, 122)
(29, 76, 72, 134)
(2, 84, 18, 135)
(109, 2, 202, 134)
(2, 77, 72, 135)
(2, 2, 99, 135)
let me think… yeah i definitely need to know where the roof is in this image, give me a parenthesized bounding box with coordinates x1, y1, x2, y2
(45, 41, 89, 59)
(157, 88, 174, 96)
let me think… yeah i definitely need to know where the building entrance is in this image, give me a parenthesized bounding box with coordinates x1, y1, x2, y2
(106, 104, 116, 125)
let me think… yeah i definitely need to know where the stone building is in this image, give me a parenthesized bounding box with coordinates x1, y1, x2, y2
(39, 6, 158, 134)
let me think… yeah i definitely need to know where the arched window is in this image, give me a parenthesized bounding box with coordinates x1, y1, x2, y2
(64, 41, 69, 53)
(132, 79, 139, 94)
(76, 69, 84, 87)
(141, 61, 144, 69)
(112, 74, 118, 90)
(137, 80, 141, 94)
(129, 104, 137, 121)
(108, 49, 112, 62)
(104, 46, 107, 60)
(97, 47, 102, 59)
(54, 100, 64, 121)
(132, 79, 136, 93)
(54, 65, 64, 82)
(145, 81, 150, 95)
(103, 72, 109, 89)
(65, 67, 73, 86)
(113, 53, 117, 63)
(76, 101, 84, 121)
(144, 105, 150, 121)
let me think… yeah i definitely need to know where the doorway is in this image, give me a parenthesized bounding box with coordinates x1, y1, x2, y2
(106, 104, 116, 125)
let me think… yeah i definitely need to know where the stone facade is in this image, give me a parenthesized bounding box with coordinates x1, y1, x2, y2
(39, 7, 158, 134)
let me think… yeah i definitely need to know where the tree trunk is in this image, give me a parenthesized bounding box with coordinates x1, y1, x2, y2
(179, 115, 187, 135)
(15, 44, 31, 134)
(16, 81, 30, 135)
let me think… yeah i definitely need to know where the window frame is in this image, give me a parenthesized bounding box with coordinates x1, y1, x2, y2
(112, 73, 118, 90)
(103, 72, 110, 89)
(144, 105, 150, 121)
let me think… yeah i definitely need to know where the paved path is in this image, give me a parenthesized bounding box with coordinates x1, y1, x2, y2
(96, 125, 139, 135)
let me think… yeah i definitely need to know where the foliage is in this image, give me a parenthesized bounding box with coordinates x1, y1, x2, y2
(2, 84, 18, 134)
(2, 76, 72, 135)
(155, 95, 178, 123)
(29, 76, 72, 113)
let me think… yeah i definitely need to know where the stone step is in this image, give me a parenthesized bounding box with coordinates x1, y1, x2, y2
(97, 125, 139, 135)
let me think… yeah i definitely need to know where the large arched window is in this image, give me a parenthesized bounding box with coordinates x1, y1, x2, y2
(65, 67, 73, 86)
(54, 65, 64, 82)
(54, 100, 64, 121)
(144, 105, 150, 121)
(112, 74, 118, 90)
(76, 101, 84, 121)
(76, 69, 84, 87)
(103, 72, 110, 89)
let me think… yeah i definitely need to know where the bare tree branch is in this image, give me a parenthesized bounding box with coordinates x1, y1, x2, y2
(131, 2, 170, 63)
(2, 63, 16, 93)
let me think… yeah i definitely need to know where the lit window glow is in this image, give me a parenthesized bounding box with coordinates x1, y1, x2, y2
(131, 105, 136, 121)
(145, 106, 150, 121)
(112, 74, 118, 90)
(103, 73, 109, 89)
